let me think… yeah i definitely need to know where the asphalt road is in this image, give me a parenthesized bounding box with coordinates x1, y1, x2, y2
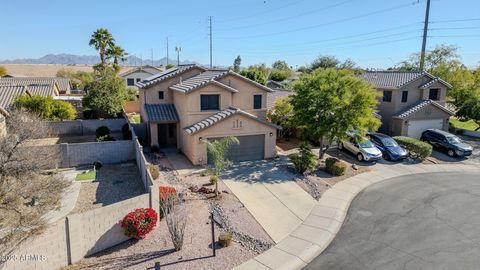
(305, 172, 480, 270)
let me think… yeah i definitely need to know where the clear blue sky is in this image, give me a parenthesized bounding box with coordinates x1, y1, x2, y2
(1, 0, 479, 68)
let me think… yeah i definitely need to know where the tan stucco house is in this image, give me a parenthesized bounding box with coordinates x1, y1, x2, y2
(137, 64, 280, 165)
(360, 71, 455, 138)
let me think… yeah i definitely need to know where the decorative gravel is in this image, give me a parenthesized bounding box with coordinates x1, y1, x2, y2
(70, 163, 145, 214)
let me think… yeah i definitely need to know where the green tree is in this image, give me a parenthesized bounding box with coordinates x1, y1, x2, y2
(289, 142, 317, 174)
(0, 66, 7, 77)
(165, 63, 175, 69)
(233, 55, 241, 72)
(291, 68, 380, 159)
(56, 69, 94, 90)
(240, 65, 269, 85)
(268, 97, 294, 139)
(272, 60, 290, 70)
(269, 69, 290, 82)
(205, 136, 239, 196)
(89, 28, 115, 65)
(107, 45, 128, 65)
(456, 88, 480, 130)
(310, 55, 341, 70)
(83, 67, 135, 117)
(14, 95, 76, 120)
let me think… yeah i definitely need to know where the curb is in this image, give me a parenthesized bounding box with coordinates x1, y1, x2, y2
(234, 163, 480, 270)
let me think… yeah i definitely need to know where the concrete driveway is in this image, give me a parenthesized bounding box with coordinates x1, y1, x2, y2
(306, 172, 480, 270)
(221, 158, 316, 243)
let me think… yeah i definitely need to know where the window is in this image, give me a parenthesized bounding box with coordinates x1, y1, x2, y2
(401, 91, 408, 103)
(158, 91, 164, 100)
(201, 95, 220, 111)
(253, 95, 262, 109)
(136, 78, 141, 82)
(382, 90, 392, 102)
(429, 88, 439, 100)
(127, 78, 135, 86)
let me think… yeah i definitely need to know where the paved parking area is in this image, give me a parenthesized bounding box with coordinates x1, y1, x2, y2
(306, 172, 480, 270)
(430, 135, 480, 165)
(221, 158, 316, 243)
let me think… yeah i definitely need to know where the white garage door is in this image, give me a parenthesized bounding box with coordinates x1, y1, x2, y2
(407, 119, 444, 138)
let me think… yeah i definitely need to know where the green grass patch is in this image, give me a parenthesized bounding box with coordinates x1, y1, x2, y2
(75, 170, 96, 181)
(450, 118, 479, 131)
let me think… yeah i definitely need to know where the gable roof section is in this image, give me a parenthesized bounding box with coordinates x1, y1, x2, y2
(136, 65, 206, 88)
(0, 85, 27, 112)
(393, 99, 454, 119)
(222, 71, 273, 92)
(0, 77, 59, 96)
(120, 65, 161, 77)
(419, 77, 453, 89)
(360, 71, 425, 89)
(169, 70, 238, 93)
(145, 104, 179, 123)
(184, 107, 281, 135)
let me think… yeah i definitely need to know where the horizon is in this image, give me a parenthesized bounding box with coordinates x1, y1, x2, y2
(1, 0, 479, 69)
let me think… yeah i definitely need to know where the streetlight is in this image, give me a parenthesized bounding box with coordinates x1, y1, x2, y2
(175, 47, 181, 66)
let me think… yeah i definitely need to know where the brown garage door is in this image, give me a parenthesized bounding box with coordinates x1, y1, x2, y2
(208, 134, 265, 163)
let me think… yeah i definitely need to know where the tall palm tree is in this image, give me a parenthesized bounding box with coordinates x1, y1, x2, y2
(107, 45, 128, 65)
(89, 28, 115, 65)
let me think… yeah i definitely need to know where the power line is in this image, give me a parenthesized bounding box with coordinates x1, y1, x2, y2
(215, 0, 356, 31)
(216, 0, 423, 39)
(428, 34, 480, 38)
(430, 26, 480, 31)
(430, 18, 480, 23)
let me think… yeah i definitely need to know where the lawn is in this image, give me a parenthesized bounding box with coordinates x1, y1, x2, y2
(75, 170, 96, 181)
(450, 118, 479, 131)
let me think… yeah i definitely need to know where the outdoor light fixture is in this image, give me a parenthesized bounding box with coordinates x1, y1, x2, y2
(199, 137, 203, 142)
(269, 132, 273, 136)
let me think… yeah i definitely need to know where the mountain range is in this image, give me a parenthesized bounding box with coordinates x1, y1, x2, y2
(0, 54, 198, 66)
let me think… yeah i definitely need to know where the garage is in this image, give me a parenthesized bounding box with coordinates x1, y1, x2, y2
(209, 134, 265, 163)
(407, 119, 444, 138)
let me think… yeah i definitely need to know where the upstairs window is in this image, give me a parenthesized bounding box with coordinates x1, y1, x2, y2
(401, 91, 408, 103)
(127, 78, 135, 86)
(158, 91, 164, 100)
(429, 88, 439, 100)
(253, 95, 262, 109)
(136, 78, 141, 82)
(201, 95, 220, 111)
(382, 90, 392, 102)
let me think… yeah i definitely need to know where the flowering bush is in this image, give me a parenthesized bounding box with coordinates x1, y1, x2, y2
(121, 208, 158, 239)
(159, 186, 177, 219)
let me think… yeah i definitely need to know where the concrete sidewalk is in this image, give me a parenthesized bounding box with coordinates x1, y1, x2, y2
(222, 159, 316, 243)
(234, 163, 480, 270)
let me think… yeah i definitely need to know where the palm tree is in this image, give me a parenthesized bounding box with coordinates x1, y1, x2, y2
(107, 45, 128, 65)
(89, 28, 115, 65)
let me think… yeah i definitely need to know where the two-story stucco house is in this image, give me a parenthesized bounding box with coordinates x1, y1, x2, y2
(120, 65, 162, 88)
(136, 64, 280, 165)
(360, 71, 455, 138)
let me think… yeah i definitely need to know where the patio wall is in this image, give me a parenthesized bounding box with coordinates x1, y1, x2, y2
(48, 119, 126, 136)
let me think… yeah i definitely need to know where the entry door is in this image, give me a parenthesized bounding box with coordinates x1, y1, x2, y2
(158, 124, 167, 145)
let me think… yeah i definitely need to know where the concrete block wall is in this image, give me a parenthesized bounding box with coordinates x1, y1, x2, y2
(64, 140, 135, 167)
(48, 119, 126, 136)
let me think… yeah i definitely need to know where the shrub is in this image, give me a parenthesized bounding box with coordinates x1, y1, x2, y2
(149, 164, 160, 180)
(218, 232, 233, 247)
(159, 187, 186, 251)
(393, 136, 432, 161)
(96, 135, 115, 142)
(209, 175, 218, 185)
(121, 208, 158, 239)
(325, 157, 347, 176)
(96, 126, 110, 138)
(289, 142, 317, 173)
(14, 95, 76, 120)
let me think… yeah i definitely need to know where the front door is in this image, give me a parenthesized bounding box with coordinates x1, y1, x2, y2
(158, 124, 168, 145)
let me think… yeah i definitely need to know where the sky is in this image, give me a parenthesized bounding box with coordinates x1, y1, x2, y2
(1, 0, 479, 68)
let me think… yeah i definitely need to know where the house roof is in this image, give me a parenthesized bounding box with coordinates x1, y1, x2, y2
(0, 85, 27, 112)
(0, 77, 60, 96)
(184, 107, 281, 135)
(360, 71, 425, 89)
(136, 65, 206, 88)
(393, 99, 455, 119)
(267, 89, 293, 109)
(266, 80, 285, 90)
(419, 77, 452, 89)
(144, 104, 179, 123)
(169, 70, 239, 93)
(120, 65, 162, 77)
(54, 77, 72, 93)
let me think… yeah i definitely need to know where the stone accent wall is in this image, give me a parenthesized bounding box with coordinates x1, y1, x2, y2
(48, 119, 126, 136)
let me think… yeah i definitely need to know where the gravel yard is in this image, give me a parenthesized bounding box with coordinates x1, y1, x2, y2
(70, 163, 145, 214)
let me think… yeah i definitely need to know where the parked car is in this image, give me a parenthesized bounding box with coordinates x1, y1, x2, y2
(338, 134, 383, 162)
(368, 132, 408, 161)
(420, 129, 473, 157)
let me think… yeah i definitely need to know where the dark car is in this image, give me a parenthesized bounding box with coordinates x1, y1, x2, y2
(420, 129, 473, 157)
(367, 133, 408, 161)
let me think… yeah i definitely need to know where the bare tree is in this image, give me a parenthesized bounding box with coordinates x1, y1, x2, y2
(0, 110, 69, 258)
(160, 192, 187, 251)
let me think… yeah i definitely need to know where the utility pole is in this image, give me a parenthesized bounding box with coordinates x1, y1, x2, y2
(419, 0, 431, 71)
(166, 37, 169, 67)
(175, 47, 181, 66)
(209, 16, 213, 69)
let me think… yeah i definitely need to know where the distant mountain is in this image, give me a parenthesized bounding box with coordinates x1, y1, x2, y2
(0, 53, 198, 66)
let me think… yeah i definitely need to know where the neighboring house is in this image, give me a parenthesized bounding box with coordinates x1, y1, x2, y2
(0, 78, 60, 116)
(360, 71, 454, 138)
(0, 77, 71, 94)
(0, 114, 6, 138)
(120, 65, 162, 88)
(266, 80, 285, 90)
(137, 64, 280, 165)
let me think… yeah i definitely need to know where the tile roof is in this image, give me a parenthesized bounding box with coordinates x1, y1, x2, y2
(120, 65, 162, 77)
(145, 104, 179, 123)
(267, 89, 293, 109)
(136, 65, 206, 88)
(169, 70, 237, 93)
(419, 77, 452, 89)
(184, 107, 280, 135)
(0, 85, 26, 111)
(393, 99, 454, 119)
(360, 71, 425, 89)
(0, 77, 67, 93)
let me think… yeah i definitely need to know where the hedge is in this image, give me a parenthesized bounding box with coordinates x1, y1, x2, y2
(325, 157, 347, 176)
(393, 136, 432, 161)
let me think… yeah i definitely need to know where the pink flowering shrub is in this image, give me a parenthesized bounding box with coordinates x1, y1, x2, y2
(121, 208, 158, 239)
